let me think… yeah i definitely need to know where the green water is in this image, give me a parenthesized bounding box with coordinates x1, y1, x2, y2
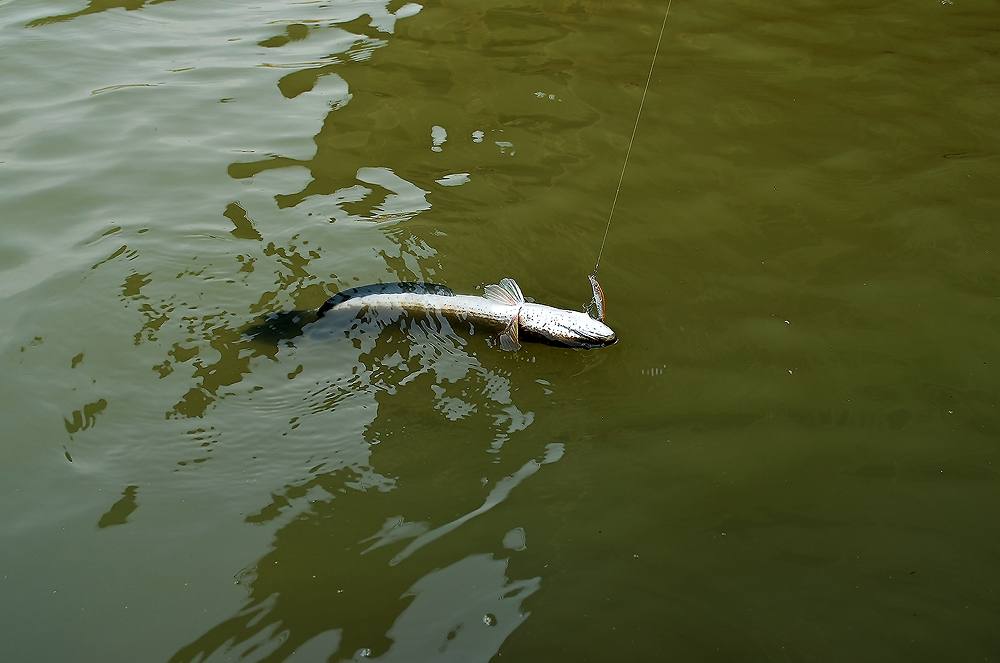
(2, 0, 999, 660)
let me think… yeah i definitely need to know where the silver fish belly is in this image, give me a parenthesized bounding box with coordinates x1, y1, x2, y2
(327, 292, 516, 331)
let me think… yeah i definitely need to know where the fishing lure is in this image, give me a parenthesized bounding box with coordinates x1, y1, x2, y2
(588, 273, 607, 322)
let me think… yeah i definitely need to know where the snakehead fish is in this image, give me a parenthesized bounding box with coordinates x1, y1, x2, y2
(317, 277, 616, 351)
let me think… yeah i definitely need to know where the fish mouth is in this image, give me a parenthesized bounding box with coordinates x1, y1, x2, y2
(563, 325, 619, 348)
(524, 329, 617, 349)
(579, 333, 618, 349)
(574, 326, 618, 348)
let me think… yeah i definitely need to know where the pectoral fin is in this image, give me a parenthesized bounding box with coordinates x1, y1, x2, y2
(498, 316, 520, 351)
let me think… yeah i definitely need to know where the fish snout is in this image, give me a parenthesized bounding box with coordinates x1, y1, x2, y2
(595, 327, 618, 347)
(579, 320, 617, 348)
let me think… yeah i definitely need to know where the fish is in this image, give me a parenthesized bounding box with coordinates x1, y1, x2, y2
(317, 277, 617, 351)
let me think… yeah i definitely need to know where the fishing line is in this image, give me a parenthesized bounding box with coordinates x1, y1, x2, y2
(592, 0, 674, 276)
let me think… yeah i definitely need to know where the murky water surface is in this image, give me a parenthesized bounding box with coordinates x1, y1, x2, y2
(2, 0, 999, 660)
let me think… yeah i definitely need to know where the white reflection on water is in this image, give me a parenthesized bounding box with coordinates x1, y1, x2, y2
(388, 443, 563, 565)
(374, 553, 539, 663)
(13, 1, 560, 661)
(436, 172, 471, 187)
(357, 444, 561, 561)
(431, 124, 448, 152)
(168, 311, 556, 660)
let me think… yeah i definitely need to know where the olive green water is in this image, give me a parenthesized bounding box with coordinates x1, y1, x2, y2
(2, 0, 999, 660)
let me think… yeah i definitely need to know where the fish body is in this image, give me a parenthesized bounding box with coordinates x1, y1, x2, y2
(317, 278, 616, 350)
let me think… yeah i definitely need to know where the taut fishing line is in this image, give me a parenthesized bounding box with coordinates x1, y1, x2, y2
(592, 0, 674, 277)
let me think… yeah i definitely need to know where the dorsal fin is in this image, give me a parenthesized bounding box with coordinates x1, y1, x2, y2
(317, 282, 454, 317)
(484, 277, 525, 306)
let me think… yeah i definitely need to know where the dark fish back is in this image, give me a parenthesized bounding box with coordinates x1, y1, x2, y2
(317, 282, 454, 317)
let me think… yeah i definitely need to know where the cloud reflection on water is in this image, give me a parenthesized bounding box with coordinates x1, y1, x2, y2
(169, 309, 557, 661)
(28, 2, 566, 659)
(27, 0, 176, 27)
(125, 2, 549, 660)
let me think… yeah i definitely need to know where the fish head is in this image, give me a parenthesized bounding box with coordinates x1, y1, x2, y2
(518, 303, 617, 349)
